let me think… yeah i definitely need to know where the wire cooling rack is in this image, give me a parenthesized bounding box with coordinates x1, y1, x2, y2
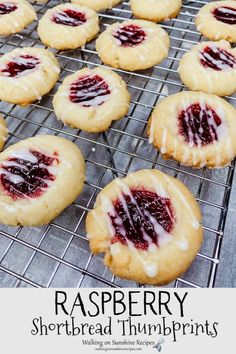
(0, 0, 234, 288)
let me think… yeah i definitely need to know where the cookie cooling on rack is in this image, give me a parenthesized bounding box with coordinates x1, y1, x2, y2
(196, 1, 236, 42)
(178, 40, 236, 96)
(37, 3, 99, 50)
(96, 19, 169, 71)
(53, 67, 130, 133)
(0, 0, 36, 36)
(148, 91, 236, 168)
(86, 169, 203, 285)
(130, 0, 182, 23)
(0, 135, 85, 226)
(70, 0, 121, 11)
(0, 47, 60, 106)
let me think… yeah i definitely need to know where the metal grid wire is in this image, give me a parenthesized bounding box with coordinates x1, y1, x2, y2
(0, 0, 234, 288)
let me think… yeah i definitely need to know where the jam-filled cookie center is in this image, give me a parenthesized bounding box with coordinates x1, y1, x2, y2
(69, 74, 111, 107)
(0, 2, 17, 15)
(0, 55, 40, 78)
(0, 149, 59, 200)
(212, 6, 236, 25)
(200, 46, 236, 71)
(112, 24, 146, 47)
(52, 9, 87, 27)
(178, 103, 223, 147)
(109, 188, 175, 250)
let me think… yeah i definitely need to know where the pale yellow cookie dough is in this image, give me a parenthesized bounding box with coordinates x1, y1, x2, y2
(53, 67, 130, 133)
(196, 1, 236, 42)
(0, 135, 85, 226)
(71, 0, 121, 11)
(148, 91, 236, 168)
(130, 0, 182, 22)
(178, 40, 236, 96)
(38, 3, 99, 50)
(96, 19, 169, 71)
(0, 47, 60, 106)
(0, 0, 36, 36)
(86, 169, 203, 285)
(0, 115, 8, 151)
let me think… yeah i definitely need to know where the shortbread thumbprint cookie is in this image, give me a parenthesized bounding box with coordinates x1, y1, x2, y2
(148, 91, 236, 168)
(96, 19, 169, 71)
(178, 40, 236, 96)
(0, 115, 8, 151)
(130, 0, 182, 23)
(71, 0, 121, 12)
(86, 169, 203, 285)
(0, 135, 85, 226)
(0, 47, 60, 106)
(196, 1, 236, 42)
(0, 0, 36, 36)
(38, 3, 99, 50)
(53, 67, 130, 133)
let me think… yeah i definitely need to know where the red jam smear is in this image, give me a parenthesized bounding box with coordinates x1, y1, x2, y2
(109, 188, 175, 250)
(0, 150, 59, 200)
(0, 55, 40, 78)
(178, 103, 222, 147)
(212, 6, 236, 25)
(69, 74, 111, 107)
(52, 9, 87, 27)
(200, 46, 236, 71)
(0, 2, 17, 15)
(113, 24, 146, 47)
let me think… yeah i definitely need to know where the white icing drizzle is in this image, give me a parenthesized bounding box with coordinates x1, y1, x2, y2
(173, 139, 178, 158)
(0, 55, 39, 78)
(100, 176, 176, 278)
(162, 174, 200, 229)
(181, 102, 227, 149)
(145, 170, 168, 198)
(160, 127, 167, 154)
(148, 115, 155, 144)
(145, 210, 172, 247)
(11, 148, 38, 162)
(0, 148, 58, 199)
(114, 179, 174, 247)
(199, 45, 236, 71)
(126, 239, 158, 278)
(100, 195, 116, 236)
(69, 74, 111, 107)
(175, 239, 189, 251)
(216, 6, 236, 15)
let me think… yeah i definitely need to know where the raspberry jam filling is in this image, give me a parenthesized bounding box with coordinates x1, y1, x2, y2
(0, 2, 17, 15)
(112, 24, 146, 47)
(108, 188, 175, 250)
(200, 46, 236, 71)
(178, 103, 223, 147)
(0, 55, 40, 78)
(52, 9, 87, 27)
(0, 149, 59, 200)
(212, 6, 236, 25)
(69, 74, 111, 107)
